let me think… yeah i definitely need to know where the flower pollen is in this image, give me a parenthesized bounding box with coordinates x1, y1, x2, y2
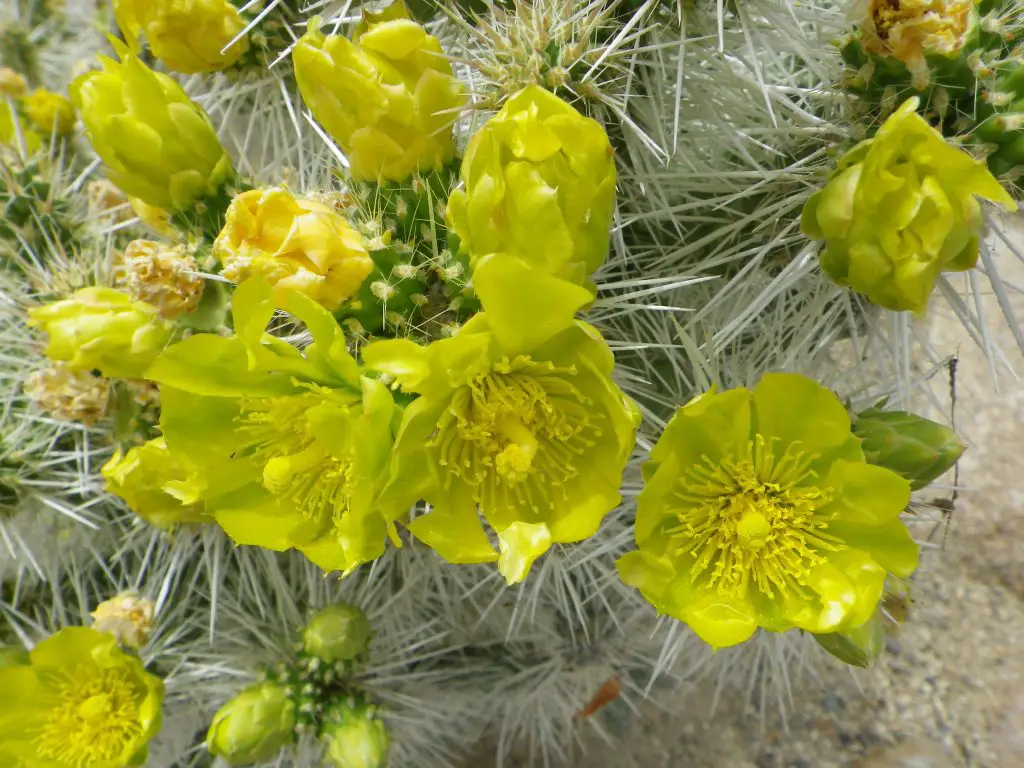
(432, 357, 601, 513)
(34, 666, 143, 767)
(669, 436, 841, 598)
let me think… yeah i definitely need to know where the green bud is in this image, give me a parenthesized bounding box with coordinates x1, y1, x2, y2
(206, 682, 296, 765)
(0, 644, 29, 668)
(813, 612, 886, 668)
(853, 408, 966, 490)
(302, 604, 373, 664)
(323, 702, 389, 768)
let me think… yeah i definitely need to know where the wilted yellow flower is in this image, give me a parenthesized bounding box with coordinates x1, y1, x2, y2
(24, 363, 110, 426)
(0, 67, 28, 97)
(27, 287, 174, 379)
(87, 180, 132, 223)
(856, 0, 974, 90)
(102, 437, 210, 529)
(71, 47, 234, 211)
(293, 3, 465, 181)
(447, 85, 617, 286)
(801, 97, 1017, 313)
(617, 373, 920, 649)
(214, 187, 373, 311)
(114, 0, 249, 74)
(23, 89, 76, 136)
(120, 239, 204, 319)
(0, 627, 164, 767)
(90, 591, 157, 650)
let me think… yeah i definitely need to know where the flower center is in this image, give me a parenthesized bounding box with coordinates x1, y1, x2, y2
(668, 436, 842, 598)
(869, 0, 971, 50)
(431, 356, 601, 514)
(34, 667, 142, 767)
(235, 389, 357, 529)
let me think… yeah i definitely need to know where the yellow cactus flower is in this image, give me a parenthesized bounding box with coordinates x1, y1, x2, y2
(90, 591, 157, 650)
(71, 47, 234, 212)
(293, 2, 465, 181)
(363, 255, 640, 584)
(27, 287, 174, 379)
(856, 0, 974, 90)
(617, 373, 920, 649)
(114, 0, 248, 74)
(120, 239, 205, 319)
(22, 88, 76, 136)
(447, 85, 617, 287)
(0, 67, 28, 97)
(102, 437, 210, 529)
(0, 627, 164, 767)
(801, 97, 1017, 313)
(214, 187, 373, 311)
(144, 277, 398, 575)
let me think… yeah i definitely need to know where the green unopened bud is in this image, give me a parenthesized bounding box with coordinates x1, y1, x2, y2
(302, 604, 373, 664)
(813, 611, 886, 668)
(323, 702, 389, 768)
(206, 682, 296, 765)
(853, 407, 966, 490)
(0, 645, 29, 668)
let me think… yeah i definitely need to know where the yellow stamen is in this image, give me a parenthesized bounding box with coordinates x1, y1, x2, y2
(431, 356, 601, 514)
(668, 435, 842, 598)
(34, 667, 143, 766)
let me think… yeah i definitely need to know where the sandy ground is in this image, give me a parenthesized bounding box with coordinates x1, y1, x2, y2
(573, 217, 1024, 768)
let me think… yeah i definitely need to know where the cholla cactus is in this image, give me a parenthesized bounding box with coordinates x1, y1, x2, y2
(1, 1, 1023, 767)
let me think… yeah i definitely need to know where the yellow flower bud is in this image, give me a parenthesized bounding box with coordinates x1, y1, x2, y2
(801, 97, 1018, 313)
(23, 88, 76, 136)
(858, 0, 974, 90)
(293, 3, 465, 181)
(114, 0, 249, 74)
(446, 85, 617, 286)
(27, 287, 174, 379)
(71, 48, 234, 212)
(102, 437, 209, 529)
(0, 67, 28, 97)
(90, 590, 156, 650)
(214, 187, 373, 310)
(120, 239, 205, 319)
(302, 604, 373, 664)
(323, 703, 389, 768)
(207, 682, 296, 765)
(24, 363, 111, 426)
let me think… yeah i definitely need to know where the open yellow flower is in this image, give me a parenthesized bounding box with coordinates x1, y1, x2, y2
(145, 277, 397, 575)
(617, 373, 919, 648)
(0, 627, 164, 767)
(801, 97, 1017, 313)
(856, 0, 974, 90)
(363, 255, 640, 583)
(293, 2, 465, 181)
(114, 0, 248, 74)
(214, 187, 373, 311)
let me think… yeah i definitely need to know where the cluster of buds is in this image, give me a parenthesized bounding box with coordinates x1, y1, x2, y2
(206, 604, 387, 766)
